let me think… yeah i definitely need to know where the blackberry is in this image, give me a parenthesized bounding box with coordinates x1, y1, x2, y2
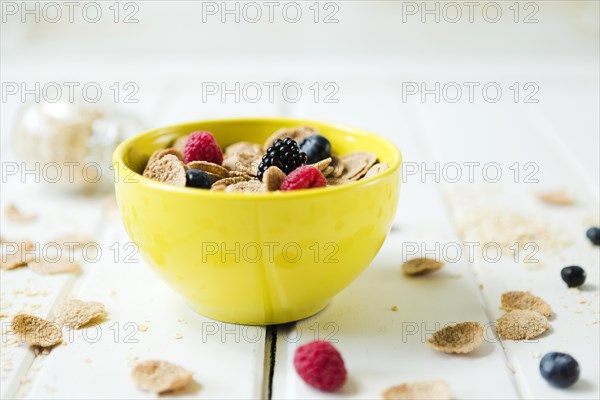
(257, 138, 307, 180)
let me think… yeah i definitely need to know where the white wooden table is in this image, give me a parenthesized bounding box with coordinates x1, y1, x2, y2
(1, 2, 599, 399)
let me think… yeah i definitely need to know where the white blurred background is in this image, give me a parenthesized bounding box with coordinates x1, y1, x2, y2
(1, 1, 599, 180)
(2, 1, 598, 62)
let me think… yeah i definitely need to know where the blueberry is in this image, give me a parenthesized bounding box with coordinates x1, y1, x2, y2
(586, 227, 600, 246)
(539, 352, 580, 388)
(561, 266, 586, 288)
(299, 135, 332, 164)
(185, 169, 211, 189)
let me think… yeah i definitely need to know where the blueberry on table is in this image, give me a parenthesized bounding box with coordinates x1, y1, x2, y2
(540, 352, 580, 388)
(586, 227, 600, 245)
(299, 135, 332, 164)
(185, 169, 211, 189)
(561, 266, 586, 288)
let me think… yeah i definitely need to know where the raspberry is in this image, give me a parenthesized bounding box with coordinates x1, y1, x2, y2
(257, 138, 307, 180)
(281, 166, 326, 191)
(183, 131, 223, 165)
(294, 341, 347, 392)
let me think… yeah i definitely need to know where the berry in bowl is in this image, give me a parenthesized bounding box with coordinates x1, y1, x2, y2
(113, 118, 402, 324)
(141, 124, 387, 193)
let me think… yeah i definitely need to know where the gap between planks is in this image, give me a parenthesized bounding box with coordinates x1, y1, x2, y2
(262, 325, 279, 400)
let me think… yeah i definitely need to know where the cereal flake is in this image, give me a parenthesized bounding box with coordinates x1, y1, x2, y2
(11, 314, 62, 348)
(382, 380, 451, 400)
(501, 291, 552, 317)
(496, 310, 548, 340)
(212, 176, 247, 188)
(328, 156, 345, 178)
(131, 360, 192, 394)
(263, 166, 286, 191)
(225, 141, 262, 156)
(311, 157, 332, 172)
(222, 151, 261, 176)
(172, 136, 189, 154)
(0, 241, 35, 270)
(225, 180, 266, 193)
(538, 190, 575, 206)
(145, 148, 185, 172)
(322, 166, 334, 177)
(143, 154, 186, 187)
(364, 162, 389, 179)
(262, 126, 317, 151)
(4, 204, 37, 223)
(28, 257, 81, 275)
(186, 161, 228, 178)
(402, 257, 444, 276)
(339, 151, 377, 181)
(427, 322, 484, 354)
(53, 299, 106, 328)
(326, 177, 350, 186)
(227, 171, 254, 179)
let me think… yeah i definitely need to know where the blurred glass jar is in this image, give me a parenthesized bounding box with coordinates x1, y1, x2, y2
(13, 102, 143, 193)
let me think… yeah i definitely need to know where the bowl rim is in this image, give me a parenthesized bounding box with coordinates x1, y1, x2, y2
(113, 117, 402, 199)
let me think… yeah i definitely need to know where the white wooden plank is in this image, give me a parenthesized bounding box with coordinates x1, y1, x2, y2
(1, 176, 110, 398)
(414, 98, 599, 399)
(7, 82, 275, 398)
(0, 85, 197, 398)
(272, 89, 519, 399)
(24, 220, 266, 399)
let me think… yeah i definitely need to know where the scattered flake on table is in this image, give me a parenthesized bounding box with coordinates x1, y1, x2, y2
(4, 203, 37, 223)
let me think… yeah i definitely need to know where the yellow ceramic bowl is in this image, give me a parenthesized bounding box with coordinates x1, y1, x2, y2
(113, 118, 402, 325)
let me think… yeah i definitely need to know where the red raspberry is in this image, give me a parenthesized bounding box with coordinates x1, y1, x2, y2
(294, 341, 347, 392)
(280, 166, 326, 191)
(183, 131, 223, 164)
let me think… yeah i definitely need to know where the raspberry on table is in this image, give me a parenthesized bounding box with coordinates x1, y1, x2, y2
(294, 341, 347, 392)
(183, 131, 223, 165)
(280, 166, 327, 191)
(257, 138, 307, 180)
